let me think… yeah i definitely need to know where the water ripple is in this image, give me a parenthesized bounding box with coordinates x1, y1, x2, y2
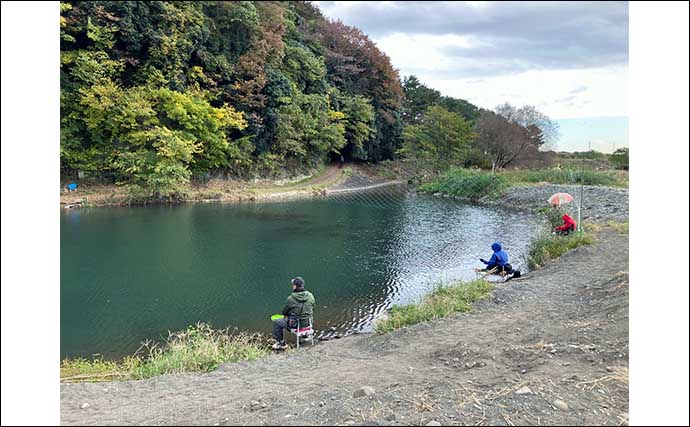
(61, 191, 539, 359)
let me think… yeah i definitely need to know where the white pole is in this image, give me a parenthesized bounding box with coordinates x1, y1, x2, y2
(578, 170, 584, 235)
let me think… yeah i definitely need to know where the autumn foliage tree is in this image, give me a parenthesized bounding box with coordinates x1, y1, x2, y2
(316, 19, 404, 161)
(474, 110, 545, 169)
(60, 1, 407, 200)
(494, 103, 559, 150)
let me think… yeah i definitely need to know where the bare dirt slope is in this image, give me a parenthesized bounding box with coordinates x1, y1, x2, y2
(61, 229, 629, 426)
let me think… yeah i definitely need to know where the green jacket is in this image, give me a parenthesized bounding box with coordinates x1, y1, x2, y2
(281, 290, 315, 325)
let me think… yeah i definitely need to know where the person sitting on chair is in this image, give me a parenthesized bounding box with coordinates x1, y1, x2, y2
(554, 213, 577, 236)
(479, 242, 521, 280)
(272, 276, 315, 350)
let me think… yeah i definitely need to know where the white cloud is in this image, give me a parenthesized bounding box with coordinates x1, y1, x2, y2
(418, 66, 628, 119)
(375, 33, 479, 73)
(372, 32, 627, 119)
(318, 1, 628, 119)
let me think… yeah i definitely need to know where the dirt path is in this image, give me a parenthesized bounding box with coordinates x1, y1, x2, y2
(61, 230, 629, 426)
(250, 164, 347, 201)
(60, 164, 351, 206)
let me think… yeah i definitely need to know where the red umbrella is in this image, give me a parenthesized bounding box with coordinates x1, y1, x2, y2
(548, 192, 574, 206)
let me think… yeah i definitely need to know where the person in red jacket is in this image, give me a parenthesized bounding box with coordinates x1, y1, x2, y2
(554, 213, 577, 235)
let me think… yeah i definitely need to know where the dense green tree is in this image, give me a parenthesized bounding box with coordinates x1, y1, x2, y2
(59, 1, 420, 199)
(74, 82, 248, 198)
(402, 75, 479, 125)
(402, 75, 441, 124)
(273, 89, 346, 167)
(340, 94, 375, 160)
(398, 106, 475, 171)
(437, 96, 480, 123)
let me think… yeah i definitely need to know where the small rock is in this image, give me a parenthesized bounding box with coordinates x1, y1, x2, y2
(452, 357, 460, 363)
(80, 403, 90, 409)
(249, 400, 261, 411)
(426, 421, 442, 426)
(353, 386, 376, 398)
(344, 420, 356, 426)
(319, 401, 326, 407)
(521, 369, 528, 374)
(515, 386, 532, 395)
(553, 399, 569, 411)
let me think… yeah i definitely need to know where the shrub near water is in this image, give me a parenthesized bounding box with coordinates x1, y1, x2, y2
(417, 167, 626, 202)
(418, 168, 507, 199)
(375, 279, 493, 333)
(528, 232, 595, 269)
(60, 323, 270, 382)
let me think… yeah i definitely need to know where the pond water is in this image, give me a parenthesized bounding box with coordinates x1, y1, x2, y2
(60, 189, 539, 360)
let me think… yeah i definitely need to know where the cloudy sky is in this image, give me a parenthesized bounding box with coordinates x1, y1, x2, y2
(316, 1, 629, 152)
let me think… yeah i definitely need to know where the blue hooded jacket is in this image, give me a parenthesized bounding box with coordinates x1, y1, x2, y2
(483, 242, 509, 266)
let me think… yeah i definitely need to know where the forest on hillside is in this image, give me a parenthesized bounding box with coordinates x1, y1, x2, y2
(60, 1, 557, 201)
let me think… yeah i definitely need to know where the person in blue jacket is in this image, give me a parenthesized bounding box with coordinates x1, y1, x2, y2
(479, 242, 521, 280)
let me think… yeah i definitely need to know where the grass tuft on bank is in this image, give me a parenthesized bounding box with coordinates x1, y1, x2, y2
(527, 232, 595, 269)
(375, 279, 494, 333)
(61, 323, 271, 382)
(608, 221, 629, 234)
(499, 168, 627, 187)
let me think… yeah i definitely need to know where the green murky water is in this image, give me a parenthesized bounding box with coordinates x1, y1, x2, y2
(61, 190, 538, 359)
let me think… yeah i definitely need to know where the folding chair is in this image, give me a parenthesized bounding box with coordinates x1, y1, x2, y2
(288, 316, 314, 349)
